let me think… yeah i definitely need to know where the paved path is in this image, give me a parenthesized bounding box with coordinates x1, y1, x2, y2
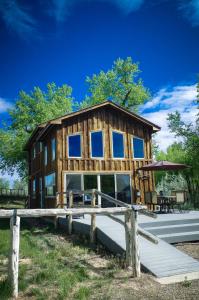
(59, 211, 199, 284)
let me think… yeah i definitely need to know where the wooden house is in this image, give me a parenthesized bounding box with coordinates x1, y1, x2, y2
(24, 101, 160, 208)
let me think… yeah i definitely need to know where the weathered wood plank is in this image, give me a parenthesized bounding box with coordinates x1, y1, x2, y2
(9, 214, 20, 299)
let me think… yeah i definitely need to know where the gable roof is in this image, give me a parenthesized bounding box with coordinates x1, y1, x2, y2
(24, 101, 160, 150)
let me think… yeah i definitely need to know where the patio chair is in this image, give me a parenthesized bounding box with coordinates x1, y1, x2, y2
(145, 191, 158, 211)
(175, 191, 185, 212)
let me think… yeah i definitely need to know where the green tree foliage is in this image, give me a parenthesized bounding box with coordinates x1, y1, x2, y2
(0, 83, 73, 178)
(13, 179, 28, 192)
(0, 178, 10, 189)
(166, 83, 199, 207)
(81, 57, 150, 111)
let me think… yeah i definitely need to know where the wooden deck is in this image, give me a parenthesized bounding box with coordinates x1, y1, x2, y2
(59, 211, 199, 284)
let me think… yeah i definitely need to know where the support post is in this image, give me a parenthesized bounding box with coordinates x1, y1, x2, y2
(90, 189, 96, 244)
(9, 211, 20, 299)
(68, 191, 73, 234)
(131, 209, 141, 277)
(125, 210, 132, 268)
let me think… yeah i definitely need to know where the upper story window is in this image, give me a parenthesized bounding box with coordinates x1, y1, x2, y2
(39, 142, 43, 152)
(45, 173, 55, 196)
(68, 134, 81, 158)
(32, 179, 36, 197)
(112, 131, 124, 158)
(44, 145, 48, 165)
(33, 145, 36, 159)
(51, 138, 56, 161)
(132, 137, 144, 159)
(90, 131, 104, 158)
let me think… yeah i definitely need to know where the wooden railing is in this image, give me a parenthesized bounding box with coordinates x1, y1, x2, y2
(0, 188, 28, 197)
(0, 189, 158, 299)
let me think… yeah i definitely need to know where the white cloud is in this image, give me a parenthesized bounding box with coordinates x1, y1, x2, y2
(0, 97, 13, 113)
(179, 0, 199, 26)
(0, 0, 36, 37)
(141, 84, 198, 152)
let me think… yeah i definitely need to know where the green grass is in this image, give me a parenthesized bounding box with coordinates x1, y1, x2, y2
(0, 218, 123, 300)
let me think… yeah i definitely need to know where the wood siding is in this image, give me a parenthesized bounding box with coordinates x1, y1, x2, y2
(28, 106, 155, 207)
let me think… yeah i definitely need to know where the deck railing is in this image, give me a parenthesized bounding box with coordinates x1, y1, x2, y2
(0, 189, 158, 299)
(0, 188, 28, 197)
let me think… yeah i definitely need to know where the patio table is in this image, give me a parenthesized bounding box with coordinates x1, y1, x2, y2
(157, 195, 177, 213)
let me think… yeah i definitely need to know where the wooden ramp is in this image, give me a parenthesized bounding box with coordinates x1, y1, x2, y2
(59, 214, 199, 284)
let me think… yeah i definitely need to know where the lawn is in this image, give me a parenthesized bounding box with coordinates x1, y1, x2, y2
(0, 218, 199, 300)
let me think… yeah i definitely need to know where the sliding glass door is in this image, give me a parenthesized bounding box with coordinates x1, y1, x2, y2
(101, 175, 115, 207)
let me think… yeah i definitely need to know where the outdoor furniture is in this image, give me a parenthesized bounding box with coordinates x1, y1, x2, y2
(171, 190, 186, 212)
(157, 195, 177, 213)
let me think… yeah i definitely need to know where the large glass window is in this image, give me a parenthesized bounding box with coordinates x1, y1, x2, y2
(66, 174, 82, 203)
(44, 146, 48, 165)
(33, 146, 36, 159)
(91, 131, 103, 158)
(132, 137, 144, 159)
(112, 131, 124, 158)
(45, 173, 55, 196)
(51, 138, 56, 161)
(116, 174, 131, 204)
(68, 134, 81, 158)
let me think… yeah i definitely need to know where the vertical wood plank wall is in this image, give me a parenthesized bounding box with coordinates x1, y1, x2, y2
(29, 106, 155, 207)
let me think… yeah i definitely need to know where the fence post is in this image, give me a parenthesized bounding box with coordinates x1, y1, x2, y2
(131, 208, 141, 277)
(90, 189, 96, 244)
(124, 210, 132, 268)
(68, 191, 73, 234)
(9, 210, 20, 299)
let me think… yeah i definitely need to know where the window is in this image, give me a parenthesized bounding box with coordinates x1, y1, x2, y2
(116, 174, 131, 204)
(45, 173, 55, 196)
(66, 174, 82, 202)
(112, 131, 124, 158)
(39, 142, 43, 152)
(44, 146, 48, 165)
(51, 138, 56, 161)
(32, 179, 36, 197)
(68, 134, 81, 158)
(33, 146, 36, 159)
(132, 137, 144, 159)
(91, 131, 103, 158)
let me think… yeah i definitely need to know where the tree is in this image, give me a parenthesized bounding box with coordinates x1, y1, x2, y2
(81, 57, 150, 111)
(0, 83, 73, 178)
(0, 178, 10, 189)
(13, 179, 28, 192)
(166, 82, 199, 207)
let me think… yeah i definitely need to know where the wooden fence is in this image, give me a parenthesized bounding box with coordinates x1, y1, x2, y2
(0, 189, 158, 299)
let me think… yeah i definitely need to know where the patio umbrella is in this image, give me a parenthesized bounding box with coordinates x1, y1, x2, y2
(137, 160, 189, 171)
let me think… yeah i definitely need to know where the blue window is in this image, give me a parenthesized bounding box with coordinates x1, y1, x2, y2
(51, 138, 56, 161)
(133, 137, 144, 159)
(91, 131, 103, 158)
(68, 134, 81, 157)
(112, 131, 124, 158)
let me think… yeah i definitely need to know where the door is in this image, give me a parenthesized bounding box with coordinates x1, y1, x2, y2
(100, 174, 115, 207)
(115, 174, 131, 204)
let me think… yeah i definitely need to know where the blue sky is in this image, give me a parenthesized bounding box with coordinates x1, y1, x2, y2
(0, 0, 198, 183)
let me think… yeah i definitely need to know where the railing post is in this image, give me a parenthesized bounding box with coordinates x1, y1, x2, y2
(9, 210, 20, 299)
(90, 189, 96, 244)
(68, 191, 73, 234)
(131, 208, 141, 277)
(125, 210, 132, 268)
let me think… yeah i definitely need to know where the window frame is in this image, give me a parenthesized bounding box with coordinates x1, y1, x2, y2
(45, 172, 56, 197)
(33, 145, 36, 159)
(90, 130, 104, 159)
(132, 136, 145, 159)
(51, 138, 56, 161)
(111, 130, 125, 159)
(67, 133, 82, 159)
